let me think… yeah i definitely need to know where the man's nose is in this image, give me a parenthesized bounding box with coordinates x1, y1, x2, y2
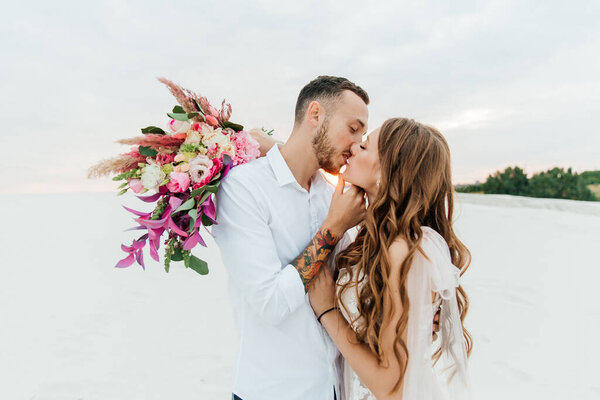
(350, 142, 359, 156)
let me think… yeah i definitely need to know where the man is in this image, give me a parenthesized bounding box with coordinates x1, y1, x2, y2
(213, 76, 370, 400)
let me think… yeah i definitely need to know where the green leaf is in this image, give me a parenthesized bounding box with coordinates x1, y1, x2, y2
(199, 191, 211, 205)
(117, 188, 128, 196)
(188, 255, 209, 275)
(172, 105, 185, 113)
(139, 146, 158, 157)
(159, 177, 170, 187)
(222, 121, 244, 131)
(175, 197, 196, 213)
(141, 126, 166, 134)
(171, 247, 184, 262)
(205, 183, 220, 193)
(118, 181, 128, 189)
(190, 187, 205, 198)
(208, 172, 221, 184)
(187, 112, 199, 119)
(188, 209, 198, 231)
(201, 214, 214, 227)
(167, 112, 189, 121)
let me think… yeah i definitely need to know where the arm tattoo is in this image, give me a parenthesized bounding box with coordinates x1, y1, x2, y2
(291, 228, 339, 291)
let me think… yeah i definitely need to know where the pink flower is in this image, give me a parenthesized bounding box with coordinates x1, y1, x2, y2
(205, 115, 219, 127)
(166, 172, 190, 193)
(188, 155, 213, 185)
(128, 179, 144, 194)
(192, 157, 223, 189)
(231, 130, 260, 166)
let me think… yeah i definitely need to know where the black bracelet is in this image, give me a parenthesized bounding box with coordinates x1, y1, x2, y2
(317, 307, 336, 323)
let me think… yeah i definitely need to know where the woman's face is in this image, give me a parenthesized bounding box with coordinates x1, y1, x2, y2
(342, 127, 381, 195)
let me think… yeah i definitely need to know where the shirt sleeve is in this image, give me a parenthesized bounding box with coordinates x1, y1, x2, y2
(212, 172, 306, 326)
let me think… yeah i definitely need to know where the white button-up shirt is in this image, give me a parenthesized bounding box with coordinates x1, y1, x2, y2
(213, 145, 344, 400)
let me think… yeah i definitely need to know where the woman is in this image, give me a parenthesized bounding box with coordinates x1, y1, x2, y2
(308, 118, 472, 400)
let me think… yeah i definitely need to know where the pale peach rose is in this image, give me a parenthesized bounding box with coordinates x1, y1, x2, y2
(174, 163, 190, 173)
(184, 129, 201, 145)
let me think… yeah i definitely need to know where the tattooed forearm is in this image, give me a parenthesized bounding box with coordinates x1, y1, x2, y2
(291, 228, 339, 291)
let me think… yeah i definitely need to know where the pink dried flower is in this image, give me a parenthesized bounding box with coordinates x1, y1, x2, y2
(219, 100, 232, 122)
(157, 77, 197, 113)
(117, 135, 184, 148)
(156, 153, 175, 165)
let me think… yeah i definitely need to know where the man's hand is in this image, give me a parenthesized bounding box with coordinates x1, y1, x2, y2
(323, 176, 366, 237)
(248, 128, 282, 157)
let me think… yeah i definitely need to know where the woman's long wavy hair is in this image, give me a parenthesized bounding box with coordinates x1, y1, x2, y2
(336, 118, 472, 394)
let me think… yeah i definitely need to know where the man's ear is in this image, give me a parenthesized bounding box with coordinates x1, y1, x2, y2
(306, 100, 323, 128)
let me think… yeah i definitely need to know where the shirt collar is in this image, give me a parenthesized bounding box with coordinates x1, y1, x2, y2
(266, 144, 298, 187)
(266, 144, 330, 192)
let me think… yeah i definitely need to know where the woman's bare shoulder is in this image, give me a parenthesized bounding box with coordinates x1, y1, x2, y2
(388, 235, 409, 269)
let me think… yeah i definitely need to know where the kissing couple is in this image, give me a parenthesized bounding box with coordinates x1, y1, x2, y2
(212, 76, 471, 400)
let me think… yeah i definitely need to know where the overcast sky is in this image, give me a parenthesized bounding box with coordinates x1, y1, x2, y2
(1, 0, 599, 193)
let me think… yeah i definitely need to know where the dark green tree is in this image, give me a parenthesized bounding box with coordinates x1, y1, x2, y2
(528, 168, 595, 201)
(482, 166, 529, 195)
(455, 167, 598, 201)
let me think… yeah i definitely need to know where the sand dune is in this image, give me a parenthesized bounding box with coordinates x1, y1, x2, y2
(1, 193, 599, 399)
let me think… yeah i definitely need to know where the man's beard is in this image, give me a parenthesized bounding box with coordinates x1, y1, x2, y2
(311, 119, 340, 174)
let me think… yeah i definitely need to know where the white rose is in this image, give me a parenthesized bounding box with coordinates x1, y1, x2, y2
(140, 163, 166, 191)
(168, 120, 191, 134)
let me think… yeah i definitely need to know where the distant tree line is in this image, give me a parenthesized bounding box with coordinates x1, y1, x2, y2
(456, 167, 599, 201)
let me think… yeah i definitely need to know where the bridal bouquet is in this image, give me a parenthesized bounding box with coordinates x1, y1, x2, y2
(88, 78, 260, 275)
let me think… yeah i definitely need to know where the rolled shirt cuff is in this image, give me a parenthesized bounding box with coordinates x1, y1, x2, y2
(280, 264, 307, 312)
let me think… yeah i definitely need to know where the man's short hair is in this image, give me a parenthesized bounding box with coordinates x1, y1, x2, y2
(294, 76, 369, 125)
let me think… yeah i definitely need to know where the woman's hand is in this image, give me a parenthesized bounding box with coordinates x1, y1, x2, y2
(308, 262, 337, 317)
(323, 176, 366, 237)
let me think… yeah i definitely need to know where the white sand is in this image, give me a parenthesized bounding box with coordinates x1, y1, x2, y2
(1, 193, 599, 399)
